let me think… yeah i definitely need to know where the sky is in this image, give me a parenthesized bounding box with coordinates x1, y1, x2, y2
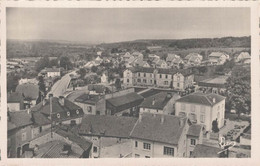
(7, 8, 250, 44)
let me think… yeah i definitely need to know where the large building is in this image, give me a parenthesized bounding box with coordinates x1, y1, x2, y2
(130, 113, 203, 158)
(123, 67, 194, 90)
(175, 92, 226, 131)
(139, 92, 180, 115)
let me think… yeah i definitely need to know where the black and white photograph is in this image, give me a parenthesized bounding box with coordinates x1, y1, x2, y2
(1, 1, 259, 164)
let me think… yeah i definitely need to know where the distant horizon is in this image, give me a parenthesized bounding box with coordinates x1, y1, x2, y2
(7, 8, 250, 44)
(7, 35, 251, 45)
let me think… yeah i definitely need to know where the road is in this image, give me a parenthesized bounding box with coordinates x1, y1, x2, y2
(47, 70, 77, 97)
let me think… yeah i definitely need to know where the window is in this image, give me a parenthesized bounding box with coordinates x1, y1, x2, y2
(67, 112, 70, 117)
(163, 146, 174, 156)
(200, 106, 206, 114)
(88, 106, 92, 113)
(143, 79, 147, 83)
(166, 75, 168, 79)
(181, 104, 185, 110)
(93, 146, 98, 153)
(76, 110, 79, 114)
(57, 113, 60, 119)
(160, 74, 162, 78)
(177, 83, 180, 87)
(127, 79, 129, 83)
(190, 151, 193, 156)
(150, 80, 153, 84)
(145, 156, 150, 158)
(200, 114, 205, 123)
(191, 139, 196, 146)
(150, 73, 152, 77)
(138, 73, 140, 77)
(164, 81, 168, 85)
(143, 143, 151, 150)
(135, 154, 140, 158)
(96, 111, 100, 115)
(144, 73, 146, 77)
(191, 105, 195, 112)
(177, 76, 180, 81)
(137, 79, 141, 83)
(22, 132, 27, 141)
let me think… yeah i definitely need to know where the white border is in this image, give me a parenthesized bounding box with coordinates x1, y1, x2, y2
(1, 1, 259, 165)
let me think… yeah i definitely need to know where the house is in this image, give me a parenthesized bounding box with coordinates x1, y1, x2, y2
(148, 54, 160, 60)
(15, 83, 39, 107)
(122, 52, 132, 62)
(8, 110, 33, 158)
(123, 67, 194, 90)
(166, 54, 180, 63)
(19, 78, 38, 85)
(28, 127, 92, 158)
(78, 115, 138, 158)
(208, 52, 229, 65)
(175, 92, 226, 131)
(130, 113, 189, 158)
(94, 56, 103, 65)
(198, 76, 228, 94)
(240, 58, 251, 65)
(31, 95, 84, 125)
(235, 52, 250, 63)
(156, 60, 168, 69)
(190, 144, 221, 158)
(106, 92, 144, 116)
(74, 93, 105, 115)
(184, 53, 203, 66)
(172, 70, 194, 90)
(139, 92, 180, 115)
(186, 125, 204, 157)
(45, 67, 61, 78)
(7, 92, 24, 112)
(166, 54, 184, 68)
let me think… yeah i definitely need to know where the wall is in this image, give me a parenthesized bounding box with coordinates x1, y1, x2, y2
(132, 139, 178, 158)
(175, 102, 212, 131)
(173, 73, 184, 90)
(211, 100, 225, 129)
(7, 103, 21, 112)
(155, 73, 172, 88)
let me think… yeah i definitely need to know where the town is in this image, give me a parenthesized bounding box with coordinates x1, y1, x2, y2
(7, 37, 251, 158)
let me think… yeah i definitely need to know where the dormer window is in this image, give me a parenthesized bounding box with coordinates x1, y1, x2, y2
(76, 110, 79, 115)
(57, 113, 60, 119)
(67, 112, 70, 117)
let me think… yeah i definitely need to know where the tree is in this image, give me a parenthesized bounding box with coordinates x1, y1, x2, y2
(35, 57, 50, 72)
(115, 78, 121, 90)
(60, 56, 73, 70)
(212, 119, 219, 133)
(91, 66, 98, 73)
(225, 66, 251, 116)
(49, 59, 59, 67)
(7, 74, 20, 92)
(223, 59, 235, 70)
(77, 68, 87, 79)
(215, 65, 225, 74)
(38, 76, 46, 96)
(198, 66, 208, 75)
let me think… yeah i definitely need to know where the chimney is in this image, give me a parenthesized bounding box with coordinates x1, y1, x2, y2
(152, 98, 156, 105)
(213, 98, 216, 103)
(59, 96, 65, 106)
(161, 115, 165, 124)
(26, 108, 32, 119)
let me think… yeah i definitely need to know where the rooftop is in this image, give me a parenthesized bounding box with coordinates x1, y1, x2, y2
(187, 125, 202, 137)
(79, 115, 138, 138)
(176, 92, 225, 106)
(191, 144, 221, 158)
(75, 93, 102, 105)
(16, 83, 39, 100)
(7, 92, 23, 103)
(8, 110, 33, 131)
(130, 113, 187, 145)
(106, 92, 144, 111)
(140, 92, 180, 110)
(198, 76, 228, 88)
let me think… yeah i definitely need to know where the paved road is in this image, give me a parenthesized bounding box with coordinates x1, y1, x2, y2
(47, 70, 77, 97)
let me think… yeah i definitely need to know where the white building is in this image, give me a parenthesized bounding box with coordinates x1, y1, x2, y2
(175, 92, 226, 132)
